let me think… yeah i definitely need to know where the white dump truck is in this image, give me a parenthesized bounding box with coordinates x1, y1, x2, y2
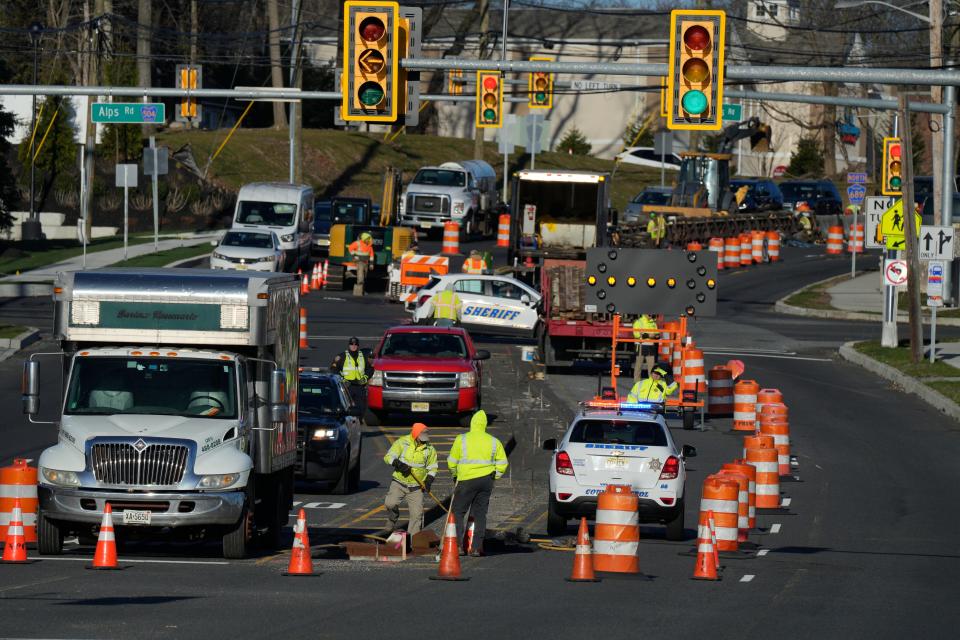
(23, 268, 301, 559)
(398, 160, 499, 237)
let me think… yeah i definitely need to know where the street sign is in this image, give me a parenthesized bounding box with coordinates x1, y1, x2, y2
(772, 165, 787, 178)
(654, 130, 673, 157)
(918, 225, 954, 261)
(143, 147, 169, 176)
(847, 172, 868, 184)
(115, 164, 138, 189)
(721, 103, 742, 122)
(523, 113, 550, 154)
(864, 196, 897, 249)
(92, 102, 165, 124)
(927, 260, 945, 306)
(879, 198, 920, 251)
(570, 80, 621, 92)
(498, 114, 517, 154)
(884, 258, 908, 287)
(847, 184, 866, 206)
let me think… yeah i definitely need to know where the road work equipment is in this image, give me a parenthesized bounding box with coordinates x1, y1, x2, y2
(699, 476, 739, 552)
(692, 509, 720, 581)
(284, 509, 316, 576)
(461, 516, 475, 555)
(716, 469, 750, 543)
(592, 485, 640, 574)
(760, 403, 791, 476)
(754, 388, 783, 427)
(300, 307, 309, 349)
(566, 517, 600, 582)
(733, 379, 760, 431)
(1, 498, 28, 563)
(723, 461, 757, 530)
(745, 437, 780, 509)
(442, 222, 460, 255)
(430, 511, 469, 581)
(0, 459, 37, 543)
(708, 366, 734, 417)
(88, 504, 119, 570)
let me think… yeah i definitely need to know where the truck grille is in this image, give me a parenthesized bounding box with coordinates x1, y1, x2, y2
(91, 442, 189, 487)
(409, 195, 449, 215)
(384, 372, 458, 391)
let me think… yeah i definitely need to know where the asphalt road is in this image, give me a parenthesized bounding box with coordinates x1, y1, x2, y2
(1, 244, 958, 638)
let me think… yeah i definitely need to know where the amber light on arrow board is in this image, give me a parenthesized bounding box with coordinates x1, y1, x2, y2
(881, 136, 903, 196)
(341, 1, 400, 123)
(476, 70, 503, 129)
(666, 9, 725, 131)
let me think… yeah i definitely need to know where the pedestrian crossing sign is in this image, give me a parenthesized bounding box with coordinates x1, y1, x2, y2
(878, 199, 920, 250)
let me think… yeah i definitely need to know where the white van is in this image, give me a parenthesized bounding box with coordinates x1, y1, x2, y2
(232, 182, 314, 272)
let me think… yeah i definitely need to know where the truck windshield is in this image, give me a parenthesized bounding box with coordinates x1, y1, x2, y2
(570, 420, 667, 446)
(298, 378, 342, 416)
(65, 357, 238, 419)
(236, 201, 297, 227)
(517, 180, 600, 223)
(413, 170, 466, 187)
(380, 333, 467, 358)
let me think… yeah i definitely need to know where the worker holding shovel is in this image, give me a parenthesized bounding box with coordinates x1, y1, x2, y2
(384, 422, 438, 537)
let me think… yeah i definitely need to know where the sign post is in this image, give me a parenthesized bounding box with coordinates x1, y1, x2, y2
(846, 176, 866, 279)
(115, 164, 138, 260)
(654, 130, 673, 187)
(927, 260, 945, 363)
(143, 137, 169, 254)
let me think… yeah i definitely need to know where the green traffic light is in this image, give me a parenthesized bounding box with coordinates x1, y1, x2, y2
(357, 82, 385, 107)
(681, 90, 708, 116)
(890, 176, 902, 189)
(535, 92, 546, 103)
(483, 108, 497, 122)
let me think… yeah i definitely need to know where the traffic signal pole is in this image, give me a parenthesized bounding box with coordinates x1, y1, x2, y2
(899, 94, 923, 364)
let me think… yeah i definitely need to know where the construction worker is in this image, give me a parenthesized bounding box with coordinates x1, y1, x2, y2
(432, 287, 461, 324)
(348, 232, 375, 296)
(331, 336, 371, 411)
(647, 211, 666, 248)
(462, 249, 487, 274)
(795, 201, 814, 242)
(383, 422, 438, 537)
(626, 362, 678, 403)
(632, 314, 659, 381)
(448, 409, 508, 556)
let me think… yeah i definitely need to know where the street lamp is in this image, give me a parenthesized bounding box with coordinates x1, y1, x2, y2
(23, 21, 44, 243)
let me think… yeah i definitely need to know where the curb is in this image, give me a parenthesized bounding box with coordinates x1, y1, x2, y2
(0, 282, 53, 298)
(838, 341, 960, 422)
(166, 253, 211, 268)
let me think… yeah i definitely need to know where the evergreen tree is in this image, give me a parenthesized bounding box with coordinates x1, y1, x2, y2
(99, 58, 142, 163)
(622, 113, 653, 147)
(558, 127, 592, 156)
(787, 136, 824, 177)
(17, 95, 77, 213)
(0, 59, 19, 230)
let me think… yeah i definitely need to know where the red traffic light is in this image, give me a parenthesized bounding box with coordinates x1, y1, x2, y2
(683, 25, 711, 51)
(889, 143, 901, 159)
(359, 16, 386, 42)
(483, 76, 499, 91)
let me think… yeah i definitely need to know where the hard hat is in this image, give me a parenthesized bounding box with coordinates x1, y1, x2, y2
(360, 232, 372, 242)
(652, 361, 671, 377)
(470, 249, 481, 257)
(795, 201, 812, 212)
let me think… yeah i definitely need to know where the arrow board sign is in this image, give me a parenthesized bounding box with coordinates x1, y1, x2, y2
(918, 225, 955, 261)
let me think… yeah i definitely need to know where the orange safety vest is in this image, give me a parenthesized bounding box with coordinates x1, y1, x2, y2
(462, 257, 486, 274)
(349, 239, 374, 261)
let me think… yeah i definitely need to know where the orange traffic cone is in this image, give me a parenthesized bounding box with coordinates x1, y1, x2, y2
(299, 307, 309, 349)
(301, 273, 310, 296)
(88, 504, 121, 570)
(321, 259, 328, 289)
(311, 264, 320, 290)
(1, 498, 29, 563)
(283, 509, 318, 576)
(430, 511, 469, 581)
(461, 516, 474, 555)
(693, 509, 720, 581)
(566, 517, 601, 582)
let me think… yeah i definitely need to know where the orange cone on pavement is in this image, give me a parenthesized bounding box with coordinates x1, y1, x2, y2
(299, 307, 309, 349)
(301, 273, 310, 296)
(89, 504, 120, 569)
(1, 498, 28, 563)
(321, 259, 329, 289)
(430, 511, 469, 581)
(311, 264, 320, 290)
(461, 516, 475, 555)
(567, 517, 601, 582)
(284, 509, 317, 576)
(692, 509, 720, 580)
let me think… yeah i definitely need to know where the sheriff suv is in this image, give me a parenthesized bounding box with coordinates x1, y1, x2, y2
(543, 401, 696, 539)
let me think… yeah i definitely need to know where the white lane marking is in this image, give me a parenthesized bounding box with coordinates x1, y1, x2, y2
(740, 574, 755, 583)
(770, 523, 782, 534)
(757, 549, 769, 557)
(299, 502, 346, 510)
(292, 501, 303, 508)
(38, 556, 230, 566)
(701, 347, 798, 355)
(781, 498, 792, 507)
(701, 350, 832, 363)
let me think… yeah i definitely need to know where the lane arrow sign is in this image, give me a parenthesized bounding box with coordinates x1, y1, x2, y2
(924, 232, 934, 251)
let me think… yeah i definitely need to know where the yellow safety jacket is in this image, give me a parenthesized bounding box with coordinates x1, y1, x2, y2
(384, 435, 438, 487)
(632, 315, 658, 346)
(448, 410, 508, 482)
(433, 289, 460, 320)
(647, 216, 666, 240)
(627, 377, 678, 403)
(341, 350, 367, 384)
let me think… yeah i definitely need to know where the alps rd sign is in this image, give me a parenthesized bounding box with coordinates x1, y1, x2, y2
(92, 103, 166, 124)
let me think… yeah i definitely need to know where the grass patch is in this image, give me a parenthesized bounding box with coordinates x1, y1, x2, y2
(855, 340, 960, 378)
(110, 244, 213, 269)
(783, 274, 853, 311)
(0, 325, 26, 339)
(926, 381, 960, 404)
(0, 236, 155, 275)
(896, 294, 960, 317)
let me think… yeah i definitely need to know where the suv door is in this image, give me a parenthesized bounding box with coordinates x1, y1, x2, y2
(485, 279, 539, 336)
(451, 278, 489, 330)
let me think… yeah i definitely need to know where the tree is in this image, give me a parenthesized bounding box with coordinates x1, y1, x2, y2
(99, 58, 142, 163)
(17, 96, 78, 212)
(558, 127, 592, 156)
(622, 113, 654, 147)
(787, 136, 824, 178)
(0, 60, 19, 231)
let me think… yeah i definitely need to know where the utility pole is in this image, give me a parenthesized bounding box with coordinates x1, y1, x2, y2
(473, 0, 489, 161)
(289, 0, 302, 184)
(930, 0, 943, 225)
(82, 2, 104, 243)
(900, 94, 922, 363)
(137, 0, 152, 134)
(190, 0, 198, 66)
(266, 0, 287, 129)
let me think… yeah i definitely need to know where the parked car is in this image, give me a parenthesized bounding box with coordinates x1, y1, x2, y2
(779, 179, 843, 216)
(296, 370, 364, 494)
(623, 186, 674, 223)
(615, 147, 683, 171)
(729, 178, 784, 212)
(210, 229, 284, 272)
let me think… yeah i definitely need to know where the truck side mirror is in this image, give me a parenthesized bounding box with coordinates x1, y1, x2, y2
(269, 369, 288, 423)
(473, 349, 491, 361)
(22, 360, 39, 416)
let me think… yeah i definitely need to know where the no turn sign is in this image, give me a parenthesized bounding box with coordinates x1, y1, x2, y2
(884, 258, 908, 287)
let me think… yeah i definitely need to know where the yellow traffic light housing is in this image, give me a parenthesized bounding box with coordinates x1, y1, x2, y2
(666, 9, 726, 131)
(341, 1, 400, 123)
(881, 136, 903, 196)
(528, 56, 553, 110)
(475, 70, 503, 129)
(448, 69, 464, 96)
(177, 65, 201, 120)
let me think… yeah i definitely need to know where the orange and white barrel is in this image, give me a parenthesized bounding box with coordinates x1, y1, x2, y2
(742, 433, 774, 458)
(723, 460, 757, 529)
(760, 402, 791, 476)
(699, 476, 739, 552)
(708, 366, 734, 417)
(0, 459, 37, 543)
(848, 223, 864, 254)
(442, 221, 460, 255)
(724, 237, 740, 269)
(739, 233, 752, 266)
(733, 379, 760, 431)
(497, 214, 510, 248)
(754, 388, 783, 428)
(766, 231, 781, 262)
(659, 321, 680, 363)
(745, 438, 780, 509)
(826, 226, 844, 254)
(682, 346, 706, 395)
(299, 307, 308, 349)
(716, 469, 750, 542)
(751, 231, 765, 263)
(592, 485, 640, 573)
(686, 241, 703, 251)
(672, 337, 684, 373)
(709, 238, 725, 270)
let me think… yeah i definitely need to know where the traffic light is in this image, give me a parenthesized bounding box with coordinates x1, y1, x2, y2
(341, 1, 401, 123)
(881, 136, 903, 196)
(528, 56, 553, 110)
(666, 9, 726, 131)
(447, 69, 464, 96)
(176, 64, 201, 121)
(475, 70, 502, 129)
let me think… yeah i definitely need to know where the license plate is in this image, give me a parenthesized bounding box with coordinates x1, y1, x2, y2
(605, 456, 628, 469)
(235, 264, 248, 270)
(419, 223, 433, 229)
(411, 402, 430, 412)
(122, 509, 152, 525)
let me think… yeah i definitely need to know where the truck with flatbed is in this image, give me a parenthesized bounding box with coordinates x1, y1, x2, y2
(24, 268, 299, 559)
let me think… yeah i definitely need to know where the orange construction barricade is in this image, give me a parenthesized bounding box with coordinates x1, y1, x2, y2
(826, 226, 844, 254)
(722, 460, 757, 529)
(686, 241, 703, 251)
(442, 222, 460, 255)
(724, 237, 740, 269)
(760, 402, 791, 476)
(682, 346, 706, 395)
(716, 469, 750, 542)
(745, 437, 780, 509)
(497, 214, 511, 248)
(751, 231, 764, 264)
(400, 254, 450, 287)
(754, 388, 783, 428)
(708, 366, 734, 417)
(766, 231, 780, 262)
(658, 321, 680, 363)
(848, 223, 864, 253)
(592, 485, 640, 574)
(739, 233, 752, 266)
(709, 237, 725, 270)
(698, 476, 739, 552)
(0, 459, 37, 543)
(733, 379, 760, 431)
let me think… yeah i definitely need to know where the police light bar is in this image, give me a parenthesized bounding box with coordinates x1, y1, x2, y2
(581, 400, 664, 414)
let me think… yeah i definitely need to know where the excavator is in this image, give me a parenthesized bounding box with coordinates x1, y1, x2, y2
(617, 117, 803, 246)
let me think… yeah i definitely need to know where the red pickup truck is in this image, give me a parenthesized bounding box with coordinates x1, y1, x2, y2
(366, 325, 489, 427)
